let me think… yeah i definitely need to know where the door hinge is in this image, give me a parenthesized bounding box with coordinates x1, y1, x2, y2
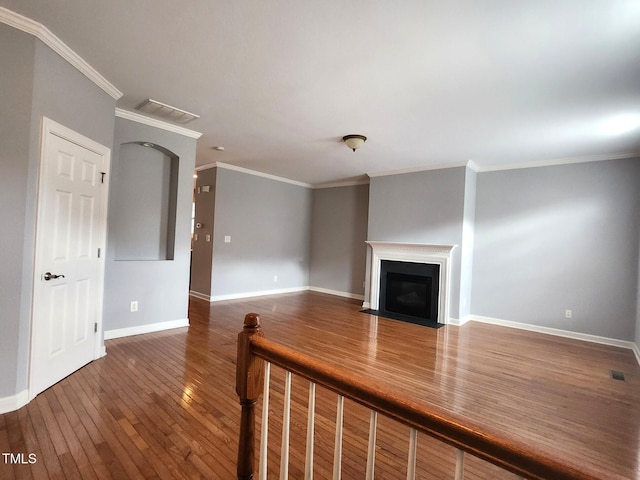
(98, 247, 101, 258)
(101, 172, 106, 184)
(94, 322, 98, 333)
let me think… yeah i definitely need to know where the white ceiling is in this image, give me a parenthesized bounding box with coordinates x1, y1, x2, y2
(4, 0, 640, 185)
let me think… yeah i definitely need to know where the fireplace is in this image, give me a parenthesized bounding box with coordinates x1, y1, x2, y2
(365, 242, 456, 325)
(380, 260, 439, 323)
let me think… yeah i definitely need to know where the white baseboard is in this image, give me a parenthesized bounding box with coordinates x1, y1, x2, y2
(309, 286, 365, 301)
(0, 389, 29, 414)
(633, 343, 640, 366)
(472, 315, 639, 362)
(104, 318, 189, 340)
(210, 286, 309, 302)
(448, 315, 471, 326)
(189, 290, 211, 301)
(207, 286, 366, 303)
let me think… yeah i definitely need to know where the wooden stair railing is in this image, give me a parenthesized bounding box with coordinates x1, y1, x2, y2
(236, 313, 599, 480)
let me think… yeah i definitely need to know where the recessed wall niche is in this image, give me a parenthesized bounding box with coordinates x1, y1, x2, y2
(113, 142, 179, 261)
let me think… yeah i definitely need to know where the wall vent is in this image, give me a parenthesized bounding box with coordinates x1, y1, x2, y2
(136, 99, 199, 124)
(610, 370, 625, 381)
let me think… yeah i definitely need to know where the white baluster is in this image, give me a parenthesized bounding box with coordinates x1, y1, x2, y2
(406, 428, 418, 480)
(305, 382, 316, 480)
(454, 449, 465, 480)
(258, 361, 271, 480)
(280, 370, 292, 480)
(365, 410, 378, 480)
(333, 395, 344, 480)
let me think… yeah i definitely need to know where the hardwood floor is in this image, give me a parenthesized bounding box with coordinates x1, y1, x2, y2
(1, 291, 639, 479)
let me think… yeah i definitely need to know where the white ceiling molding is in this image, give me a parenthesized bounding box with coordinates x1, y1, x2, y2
(367, 152, 639, 179)
(194, 162, 217, 172)
(312, 179, 370, 189)
(195, 162, 369, 190)
(476, 151, 639, 172)
(115, 108, 202, 139)
(0, 6, 122, 100)
(466, 160, 481, 172)
(214, 162, 313, 188)
(368, 161, 472, 178)
(197, 163, 369, 189)
(202, 152, 639, 185)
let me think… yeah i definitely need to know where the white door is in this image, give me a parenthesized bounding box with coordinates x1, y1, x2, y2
(30, 118, 110, 398)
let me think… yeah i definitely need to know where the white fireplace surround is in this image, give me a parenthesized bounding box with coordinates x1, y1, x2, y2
(365, 241, 457, 324)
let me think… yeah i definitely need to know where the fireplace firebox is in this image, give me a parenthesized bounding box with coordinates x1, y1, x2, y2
(364, 242, 456, 328)
(378, 260, 440, 325)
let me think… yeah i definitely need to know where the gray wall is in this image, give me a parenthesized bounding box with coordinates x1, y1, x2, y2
(367, 166, 470, 320)
(637, 244, 640, 346)
(211, 168, 312, 297)
(459, 167, 477, 319)
(190, 167, 217, 297)
(309, 184, 369, 297)
(471, 159, 640, 340)
(112, 144, 178, 261)
(103, 118, 196, 331)
(0, 25, 35, 400)
(0, 27, 116, 400)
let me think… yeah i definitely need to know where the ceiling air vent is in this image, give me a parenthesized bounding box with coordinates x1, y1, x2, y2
(136, 99, 200, 124)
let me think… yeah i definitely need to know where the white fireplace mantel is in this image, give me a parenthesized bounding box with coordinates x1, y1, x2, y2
(365, 241, 457, 324)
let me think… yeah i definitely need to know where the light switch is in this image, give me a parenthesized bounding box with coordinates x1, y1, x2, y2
(224, 235, 231, 243)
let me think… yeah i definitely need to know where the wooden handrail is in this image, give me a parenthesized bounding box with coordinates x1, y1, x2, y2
(236, 314, 600, 480)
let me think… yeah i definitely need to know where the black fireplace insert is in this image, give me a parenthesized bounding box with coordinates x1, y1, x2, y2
(363, 260, 442, 328)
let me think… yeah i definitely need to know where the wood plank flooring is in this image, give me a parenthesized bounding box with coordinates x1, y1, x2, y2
(1, 291, 639, 479)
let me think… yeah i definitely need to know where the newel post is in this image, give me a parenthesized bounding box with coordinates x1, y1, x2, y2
(236, 313, 265, 480)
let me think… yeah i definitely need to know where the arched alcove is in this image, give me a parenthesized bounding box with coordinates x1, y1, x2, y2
(112, 142, 179, 260)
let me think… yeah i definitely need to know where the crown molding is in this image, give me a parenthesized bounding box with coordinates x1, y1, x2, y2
(205, 165, 370, 189)
(367, 152, 639, 179)
(115, 108, 202, 139)
(368, 161, 470, 178)
(474, 151, 639, 172)
(466, 160, 481, 172)
(198, 151, 639, 186)
(214, 162, 313, 188)
(312, 178, 370, 189)
(0, 6, 122, 100)
(194, 162, 217, 172)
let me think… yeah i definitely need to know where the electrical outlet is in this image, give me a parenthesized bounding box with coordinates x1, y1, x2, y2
(273, 275, 278, 282)
(565, 309, 572, 319)
(130, 301, 138, 312)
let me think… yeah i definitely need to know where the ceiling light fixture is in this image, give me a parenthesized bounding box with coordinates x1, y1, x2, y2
(342, 134, 367, 152)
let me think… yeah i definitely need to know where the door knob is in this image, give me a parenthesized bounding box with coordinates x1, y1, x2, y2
(43, 272, 65, 281)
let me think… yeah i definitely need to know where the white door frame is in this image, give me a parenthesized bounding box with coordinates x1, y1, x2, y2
(29, 117, 111, 400)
